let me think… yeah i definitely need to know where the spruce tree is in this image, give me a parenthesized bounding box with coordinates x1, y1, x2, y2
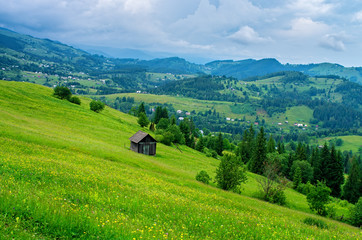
(170, 115, 176, 125)
(154, 106, 163, 124)
(293, 166, 302, 189)
(325, 145, 344, 197)
(195, 136, 205, 152)
(137, 102, 146, 116)
(149, 122, 155, 132)
(343, 157, 362, 204)
(250, 127, 267, 174)
(215, 132, 224, 156)
(311, 146, 321, 183)
(245, 125, 255, 162)
(317, 143, 330, 181)
(295, 142, 307, 161)
(137, 112, 149, 128)
(267, 135, 276, 153)
(277, 140, 285, 154)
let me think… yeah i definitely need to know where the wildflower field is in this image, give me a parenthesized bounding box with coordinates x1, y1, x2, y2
(0, 81, 360, 239)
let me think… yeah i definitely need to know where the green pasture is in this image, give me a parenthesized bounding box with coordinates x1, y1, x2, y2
(0, 81, 360, 239)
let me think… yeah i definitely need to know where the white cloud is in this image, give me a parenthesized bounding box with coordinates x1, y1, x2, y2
(288, 0, 335, 17)
(1, 0, 362, 66)
(282, 17, 329, 38)
(319, 34, 346, 51)
(228, 26, 270, 45)
(352, 10, 362, 22)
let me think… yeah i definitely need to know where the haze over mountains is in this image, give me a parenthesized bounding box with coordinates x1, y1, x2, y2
(1, 27, 362, 85)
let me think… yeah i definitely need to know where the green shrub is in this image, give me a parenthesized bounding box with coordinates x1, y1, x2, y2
(296, 182, 314, 195)
(196, 170, 211, 184)
(303, 217, 328, 229)
(307, 181, 331, 216)
(69, 96, 81, 105)
(267, 185, 286, 205)
(215, 154, 247, 191)
(90, 100, 105, 113)
(160, 131, 174, 146)
(53, 86, 72, 100)
(349, 197, 362, 227)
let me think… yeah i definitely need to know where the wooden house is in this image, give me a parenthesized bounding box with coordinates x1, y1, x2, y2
(129, 130, 157, 155)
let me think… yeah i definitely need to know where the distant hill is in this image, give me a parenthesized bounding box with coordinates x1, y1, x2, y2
(1, 27, 362, 85)
(205, 59, 362, 84)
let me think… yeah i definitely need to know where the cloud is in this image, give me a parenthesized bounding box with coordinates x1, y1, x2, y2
(0, 0, 362, 66)
(282, 17, 329, 38)
(319, 34, 346, 51)
(228, 26, 270, 45)
(288, 0, 335, 17)
(352, 10, 362, 22)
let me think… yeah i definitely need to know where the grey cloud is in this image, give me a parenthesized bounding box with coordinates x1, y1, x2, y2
(319, 34, 346, 51)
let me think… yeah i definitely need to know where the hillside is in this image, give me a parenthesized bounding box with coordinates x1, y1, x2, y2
(1, 27, 362, 86)
(0, 80, 360, 239)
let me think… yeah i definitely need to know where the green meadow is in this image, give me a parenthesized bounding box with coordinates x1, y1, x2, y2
(317, 135, 362, 153)
(0, 81, 360, 239)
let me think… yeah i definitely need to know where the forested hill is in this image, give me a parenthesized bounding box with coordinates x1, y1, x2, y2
(151, 73, 362, 131)
(206, 59, 362, 84)
(1, 27, 362, 84)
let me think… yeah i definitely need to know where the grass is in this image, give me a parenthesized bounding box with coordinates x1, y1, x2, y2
(285, 106, 314, 124)
(317, 135, 362, 153)
(0, 80, 360, 239)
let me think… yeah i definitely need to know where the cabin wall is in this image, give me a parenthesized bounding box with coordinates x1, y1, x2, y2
(130, 141, 138, 152)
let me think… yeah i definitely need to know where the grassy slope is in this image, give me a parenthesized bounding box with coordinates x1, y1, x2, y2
(0, 81, 360, 239)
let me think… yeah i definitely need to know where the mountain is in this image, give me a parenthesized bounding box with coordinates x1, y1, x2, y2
(1, 27, 362, 84)
(205, 59, 362, 84)
(0, 80, 360, 239)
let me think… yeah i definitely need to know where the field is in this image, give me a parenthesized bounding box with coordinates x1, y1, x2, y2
(0, 81, 360, 239)
(317, 135, 362, 153)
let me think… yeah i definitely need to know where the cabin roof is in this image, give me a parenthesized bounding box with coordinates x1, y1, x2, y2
(129, 130, 156, 143)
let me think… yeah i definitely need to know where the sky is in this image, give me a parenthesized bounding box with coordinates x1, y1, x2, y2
(1, 0, 362, 66)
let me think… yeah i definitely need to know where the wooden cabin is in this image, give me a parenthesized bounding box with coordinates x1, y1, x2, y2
(129, 130, 157, 155)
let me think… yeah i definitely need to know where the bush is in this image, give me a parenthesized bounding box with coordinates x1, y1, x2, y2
(349, 197, 362, 227)
(69, 96, 81, 105)
(307, 181, 331, 216)
(267, 184, 287, 205)
(196, 170, 211, 184)
(296, 182, 314, 195)
(303, 217, 328, 229)
(90, 100, 105, 113)
(53, 86, 72, 100)
(160, 131, 174, 146)
(215, 154, 247, 191)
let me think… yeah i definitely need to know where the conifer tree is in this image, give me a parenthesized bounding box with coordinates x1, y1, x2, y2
(245, 125, 255, 162)
(293, 167, 302, 189)
(314, 143, 329, 182)
(170, 115, 176, 125)
(149, 122, 155, 132)
(295, 142, 307, 161)
(195, 136, 205, 152)
(250, 127, 267, 174)
(267, 135, 276, 153)
(310, 146, 321, 183)
(137, 102, 145, 116)
(277, 140, 285, 154)
(325, 145, 344, 197)
(137, 112, 149, 128)
(215, 132, 224, 156)
(154, 106, 163, 124)
(343, 157, 361, 204)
